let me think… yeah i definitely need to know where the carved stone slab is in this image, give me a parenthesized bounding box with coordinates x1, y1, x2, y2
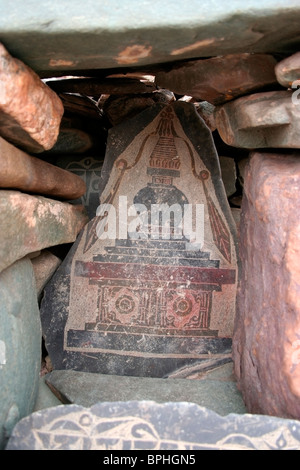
(0, 258, 41, 450)
(6, 401, 300, 450)
(40, 102, 238, 377)
(55, 154, 103, 219)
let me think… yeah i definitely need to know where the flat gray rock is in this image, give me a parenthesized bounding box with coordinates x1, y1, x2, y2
(0, 1, 299, 75)
(0, 258, 41, 450)
(44, 365, 247, 416)
(6, 401, 300, 450)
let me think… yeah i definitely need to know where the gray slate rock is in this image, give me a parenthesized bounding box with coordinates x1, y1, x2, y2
(0, 257, 41, 450)
(44, 365, 247, 416)
(6, 401, 300, 450)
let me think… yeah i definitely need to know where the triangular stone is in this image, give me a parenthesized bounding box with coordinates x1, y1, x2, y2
(44, 367, 247, 416)
(40, 102, 238, 377)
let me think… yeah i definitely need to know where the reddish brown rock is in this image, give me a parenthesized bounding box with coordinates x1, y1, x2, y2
(275, 52, 300, 88)
(0, 43, 64, 153)
(0, 190, 88, 274)
(215, 91, 300, 148)
(0, 136, 86, 199)
(233, 151, 300, 419)
(155, 53, 278, 105)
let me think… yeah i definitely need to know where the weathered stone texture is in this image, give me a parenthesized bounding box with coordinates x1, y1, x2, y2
(0, 43, 63, 153)
(0, 257, 41, 450)
(219, 156, 237, 197)
(0, 136, 86, 199)
(55, 154, 103, 219)
(44, 363, 247, 415)
(43, 127, 93, 155)
(215, 91, 300, 148)
(102, 90, 175, 126)
(275, 52, 300, 87)
(6, 401, 300, 450)
(31, 250, 62, 299)
(47, 76, 156, 95)
(1, 1, 299, 74)
(233, 151, 300, 419)
(0, 190, 88, 274)
(155, 54, 278, 105)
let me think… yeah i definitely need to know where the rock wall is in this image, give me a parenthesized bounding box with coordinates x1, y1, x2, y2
(0, 15, 300, 447)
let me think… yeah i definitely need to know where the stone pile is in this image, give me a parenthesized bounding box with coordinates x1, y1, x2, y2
(1, 33, 300, 450)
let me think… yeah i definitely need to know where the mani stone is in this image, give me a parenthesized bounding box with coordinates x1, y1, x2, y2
(215, 90, 300, 149)
(6, 401, 300, 451)
(0, 136, 86, 200)
(232, 151, 300, 420)
(0, 257, 41, 450)
(55, 155, 103, 219)
(0, 190, 88, 274)
(155, 53, 278, 105)
(0, 43, 63, 154)
(40, 101, 238, 378)
(275, 52, 300, 88)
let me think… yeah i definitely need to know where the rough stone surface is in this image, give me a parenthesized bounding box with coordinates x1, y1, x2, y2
(219, 156, 237, 197)
(31, 250, 61, 299)
(0, 1, 300, 75)
(0, 257, 41, 450)
(215, 90, 300, 149)
(0, 190, 88, 274)
(43, 127, 93, 155)
(55, 154, 103, 219)
(233, 151, 300, 419)
(0, 136, 86, 199)
(0, 43, 63, 153)
(275, 52, 300, 88)
(156, 53, 278, 105)
(44, 364, 247, 416)
(6, 401, 300, 450)
(196, 101, 216, 131)
(40, 102, 238, 378)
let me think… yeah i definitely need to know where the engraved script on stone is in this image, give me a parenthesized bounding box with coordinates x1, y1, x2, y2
(41, 102, 238, 377)
(6, 402, 300, 451)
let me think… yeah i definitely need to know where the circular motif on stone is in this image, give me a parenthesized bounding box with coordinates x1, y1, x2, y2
(200, 170, 210, 180)
(173, 297, 193, 317)
(116, 295, 135, 315)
